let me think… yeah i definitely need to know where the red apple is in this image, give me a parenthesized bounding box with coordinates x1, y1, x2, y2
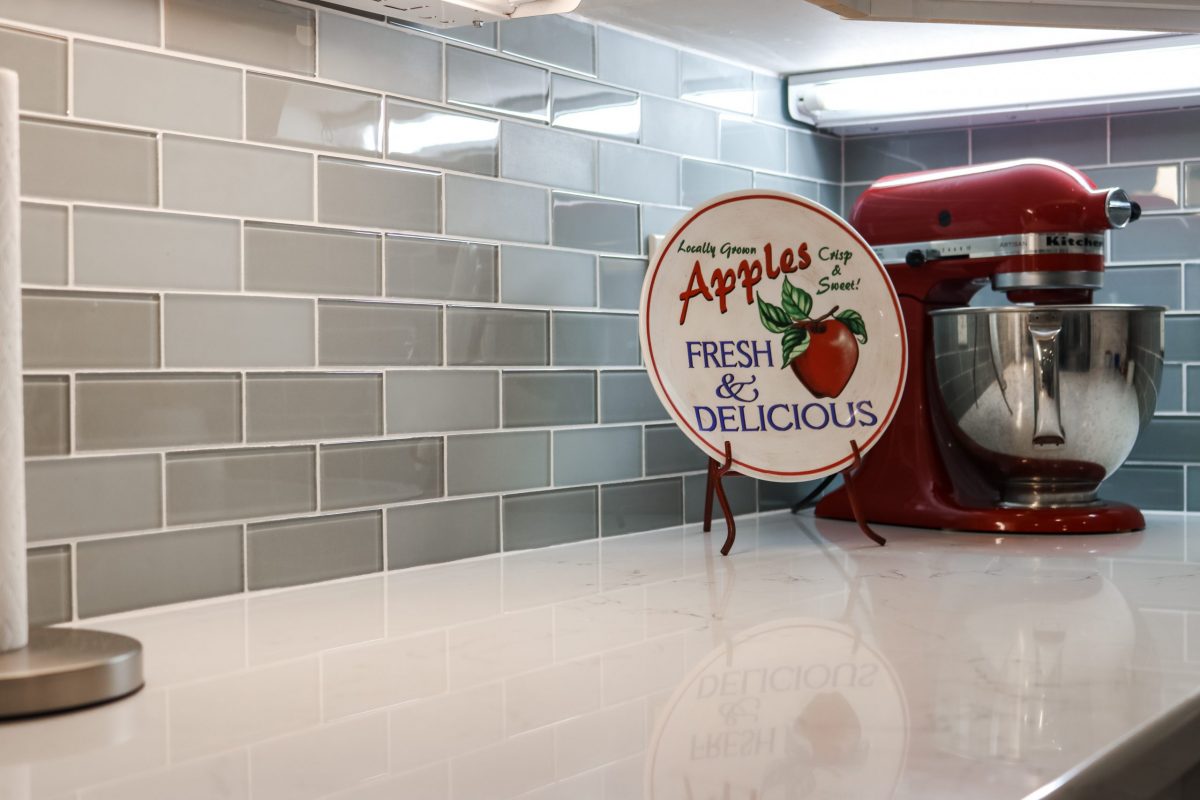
(790, 319, 859, 398)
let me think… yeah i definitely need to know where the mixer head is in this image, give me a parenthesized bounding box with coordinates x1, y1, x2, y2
(850, 159, 1140, 305)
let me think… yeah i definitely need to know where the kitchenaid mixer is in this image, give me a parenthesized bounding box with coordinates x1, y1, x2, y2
(815, 159, 1165, 533)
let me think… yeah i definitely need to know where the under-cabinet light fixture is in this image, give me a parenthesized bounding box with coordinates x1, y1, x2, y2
(786, 35, 1200, 134)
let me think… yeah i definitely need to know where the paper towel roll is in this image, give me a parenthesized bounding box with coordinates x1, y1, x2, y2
(0, 69, 27, 653)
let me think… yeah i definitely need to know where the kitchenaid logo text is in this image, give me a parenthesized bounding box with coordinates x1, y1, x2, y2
(1044, 234, 1103, 249)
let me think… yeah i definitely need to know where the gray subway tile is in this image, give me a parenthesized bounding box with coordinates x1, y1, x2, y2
(502, 487, 597, 551)
(1090, 164, 1181, 213)
(1112, 109, 1200, 163)
(27, 545, 71, 626)
(163, 135, 313, 220)
(720, 117, 786, 172)
(551, 74, 640, 142)
(684, 472, 755, 522)
(788, 131, 841, 183)
(1112, 215, 1200, 263)
(1159, 363, 1182, 413)
(165, 0, 314, 74)
(600, 478, 683, 536)
(446, 431, 550, 495)
(75, 207, 240, 291)
(1095, 266, 1181, 309)
(597, 142, 678, 206)
(681, 159, 753, 207)
(753, 73, 787, 126)
(77, 374, 241, 450)
(385, 235, 496, 302)
(641, 97, 717, 159)
(679, 52, 753, 114)
(26, 454, 162, 541)
(246, 223, 381, 297)
(21, 120, 156, 206)
(447, 47, 548, 120)
(820, 183, 841, 216)
(845, 130, 968, 183)
(318, 158, 440, 233)
(447, 307, 548, 366)
(644, 424, 706, 475)
(972, 118, 1107, 166)
(247, 373, 382, 442)
(501, 245, 595, 307)
(248, 73, 381, 157)
(387, 497, 499, 569)
(754, 172, 819, 199)
(1100, 464, 1185, 512)
(249, 511, 382, 590)
(598, 257, 647, 311)
(642, 204, 687, 243)
(758, 478, 834, 512)
(165, 294, 314, 368)
(1189, 366, 1200, 413)
(600, 371, 667, 423)
(394, 19, 496, 49)
(844, 183, 869, 214)
(502, 371, 595, 428)
(319, 11, 441, 101)
(445, 175, 549, 243)
(75, 41, 241, 137)
(0, 0, 158, 43)
(321, 438, 442, 510)
(1188, 265, 1200, 311)
(24, 377, 68, 457)
(552, 312, 639, 366)
(552, 192, 639, 254)
(20, 203, 67, 285)
(500, 15, 594, 73)
(1167, 316, 1200, 361)
(388, 100, 498, 176)
(319, 300, 441, 366)
(77, 526, 243, 617)
(1192, 467, 1200, 513)
(386, 370, 498, 433)
(596, 26, 677, 98)
(501, 122, 594, 192)
(24, 291, 159, 369)
(166, 446, 316, 525)
(1187, 163, 1200, 209)
(1130, 417, 1200, 462)
(0, 26, 66, 113)
(553, 425, 642, 485)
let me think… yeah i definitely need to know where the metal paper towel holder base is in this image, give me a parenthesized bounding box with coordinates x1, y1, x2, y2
(0, 627, 143, 719)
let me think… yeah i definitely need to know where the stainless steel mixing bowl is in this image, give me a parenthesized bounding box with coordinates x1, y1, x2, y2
(930, 305, 1164, 508)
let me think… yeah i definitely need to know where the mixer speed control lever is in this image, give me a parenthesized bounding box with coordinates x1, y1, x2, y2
(1029, 316, 1066, 447)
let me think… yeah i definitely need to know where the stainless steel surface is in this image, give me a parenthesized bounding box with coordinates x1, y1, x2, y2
(872, 231, 1106, 267)
(992, 270, 1104, 291)
(0, 627, 143, 718)
(1105, 188, 1135, 228)
(931, 305, 1164, 508)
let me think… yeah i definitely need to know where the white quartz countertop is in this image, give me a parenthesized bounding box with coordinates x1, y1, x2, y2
(3, 511, 1200, 800)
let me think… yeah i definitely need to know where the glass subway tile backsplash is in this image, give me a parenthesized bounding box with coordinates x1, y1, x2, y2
(3, 0, 842, 621)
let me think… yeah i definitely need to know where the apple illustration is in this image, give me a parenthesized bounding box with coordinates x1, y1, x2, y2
(790, 318, 859, 398)
(757, 278, 869, 399)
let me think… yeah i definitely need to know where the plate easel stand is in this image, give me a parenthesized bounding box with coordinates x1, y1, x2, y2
(703, 440, 886, 555)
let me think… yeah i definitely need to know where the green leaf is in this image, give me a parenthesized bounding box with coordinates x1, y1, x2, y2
(757, 293, 792, 334)
(780, 327, 809, 365)
(836, 309, 868, 344)
(781, 277, 812, 321)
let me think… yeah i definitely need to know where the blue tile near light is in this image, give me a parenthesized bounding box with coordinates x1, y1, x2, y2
(1096, 266, 1182, 309)
(1159, 363, 1183, 413)
(446, 46, 549, 121)
(597, 141, 679, 207)
(679, 52, 754, 115)
(641, 96, 718, 160)
(1088, 164, 1180, 213)
(1166, 315, 1200, 362)
(844, 130, 968, 184)
(788, 131, 842, 183)
(386, 99, 499, 177)
(719, 116, 786, 173)
(753, 172, 819, 200)
(681, 159, 752, 208)
(500, 121, 595, 192)
(1101, 464, 1185, 511)
(1111, 108, 1200, 163)
(551, 192, 640, 255)
(550, 74, 640, 143)
(971, 118, 1107, 167)
(499, 15, 594, 74)
(595, 25, 677, 98)
(1111, 215, 1200, 264)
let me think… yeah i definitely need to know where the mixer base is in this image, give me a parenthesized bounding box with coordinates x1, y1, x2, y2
(815, 489, 1146, 534)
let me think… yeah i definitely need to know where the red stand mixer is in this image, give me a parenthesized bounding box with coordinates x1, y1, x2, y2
(816, 159, 1165, 534)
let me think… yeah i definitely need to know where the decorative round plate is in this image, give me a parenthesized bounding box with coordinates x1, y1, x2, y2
(639, 190, 907, 481)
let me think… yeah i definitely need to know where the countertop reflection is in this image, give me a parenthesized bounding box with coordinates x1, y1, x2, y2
(3, 512, 1199, 800)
